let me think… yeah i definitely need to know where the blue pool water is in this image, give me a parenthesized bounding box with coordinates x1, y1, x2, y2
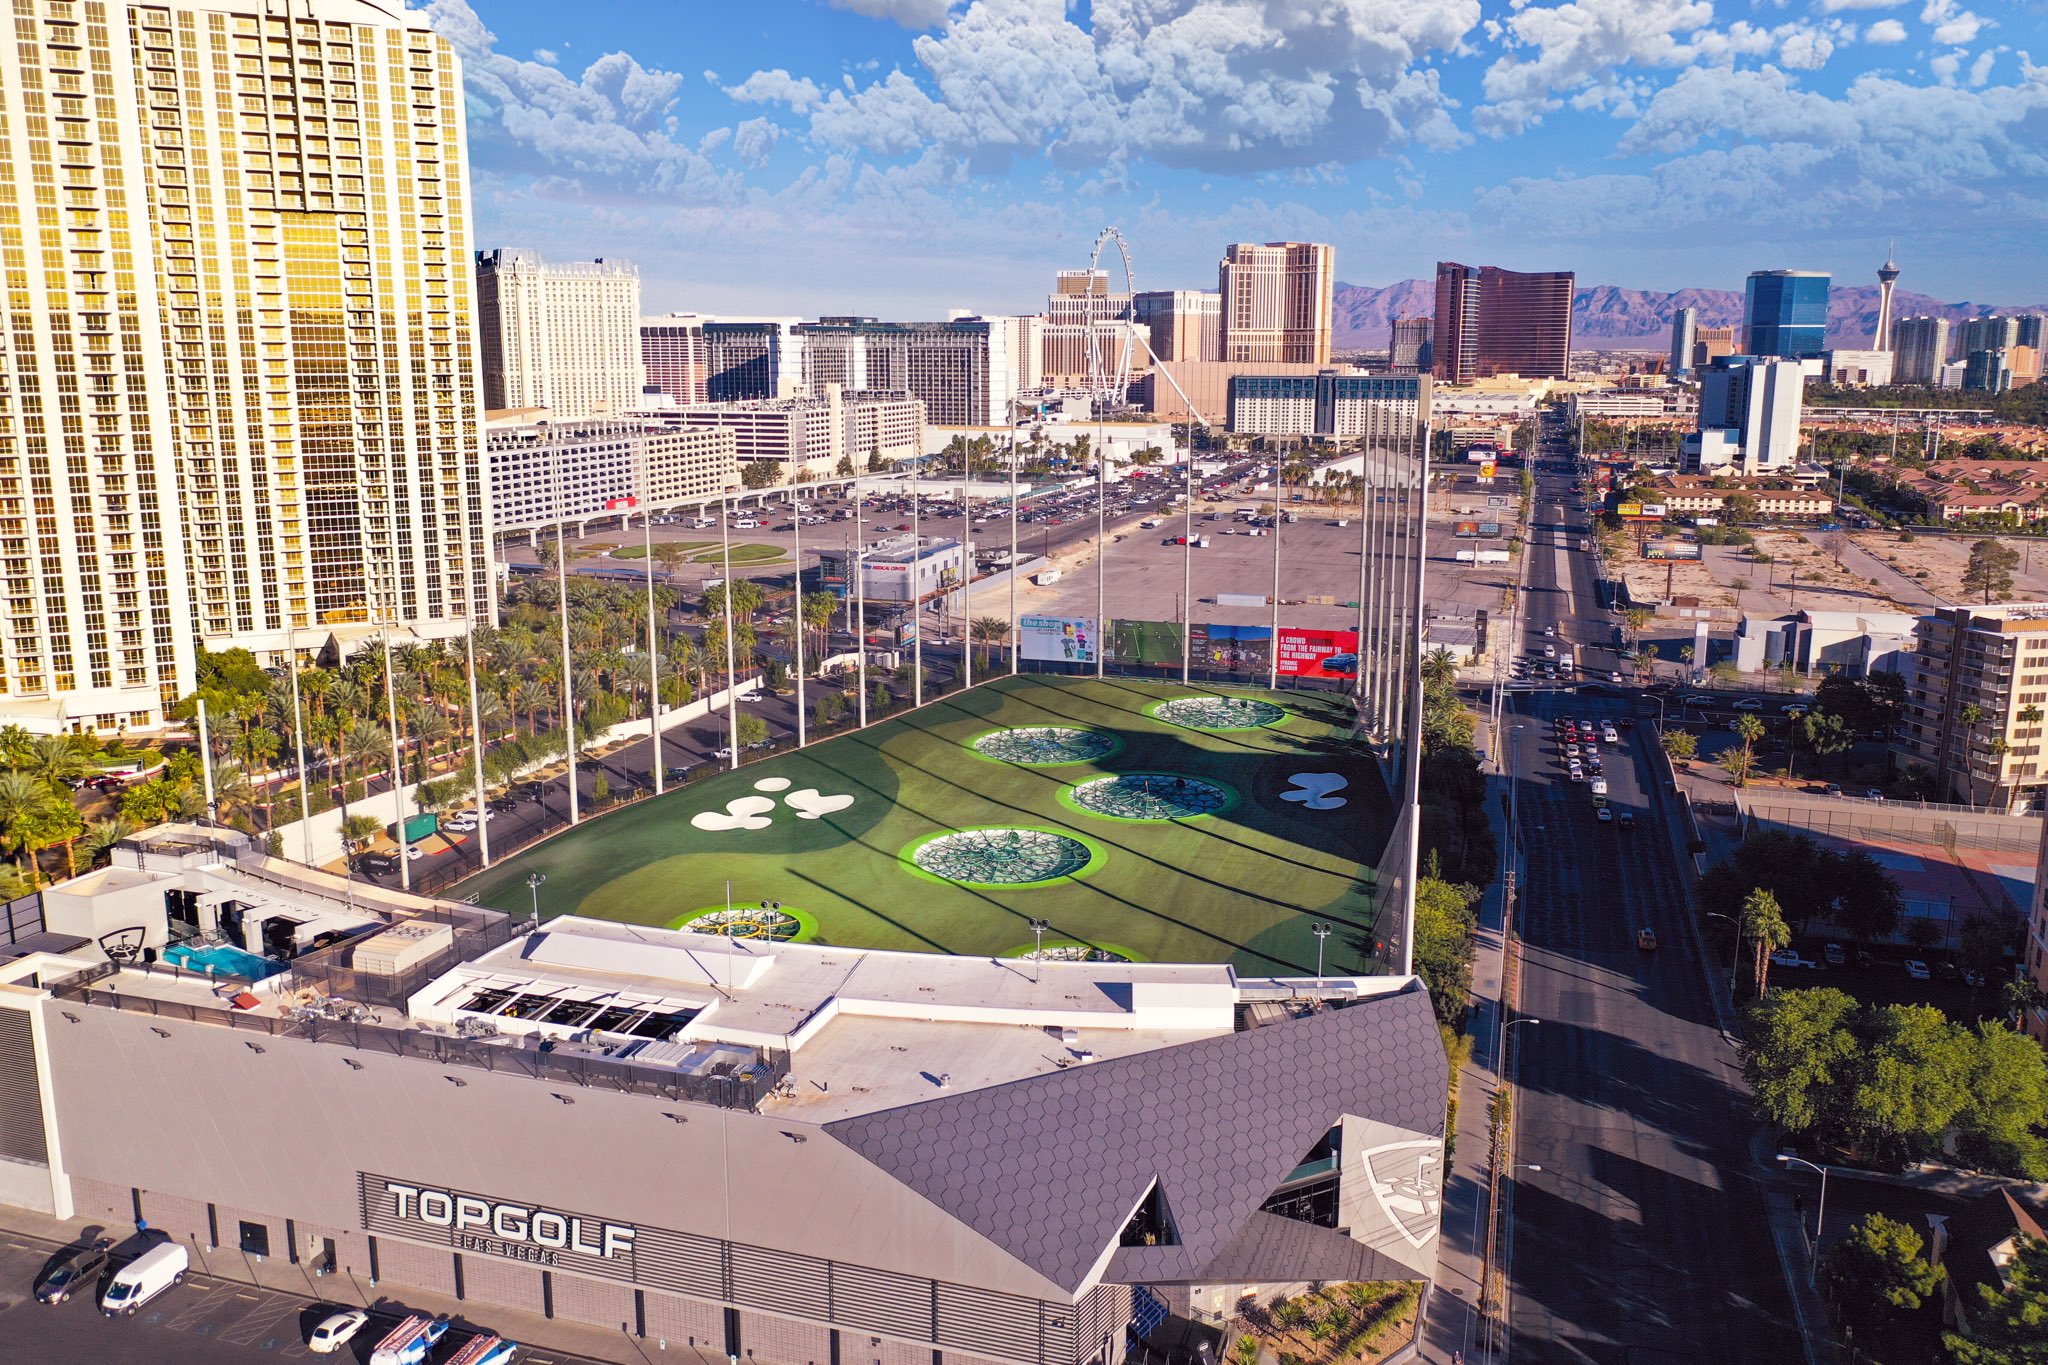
(164, 942, 286, 981)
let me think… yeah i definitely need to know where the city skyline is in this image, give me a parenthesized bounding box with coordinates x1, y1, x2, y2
(428, 0, 2047, 316)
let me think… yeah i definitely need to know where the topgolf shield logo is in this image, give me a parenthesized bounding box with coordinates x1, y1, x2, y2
(1360, 1139, 1444, 1249)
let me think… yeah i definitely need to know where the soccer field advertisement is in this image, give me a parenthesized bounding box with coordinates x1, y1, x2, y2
(1106, 619, 1187, 666)
(1019, 615, 1097, 663)
(1276, 628, 1360, 677)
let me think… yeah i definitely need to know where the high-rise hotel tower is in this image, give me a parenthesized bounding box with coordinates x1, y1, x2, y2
(0, 0, 490, 735)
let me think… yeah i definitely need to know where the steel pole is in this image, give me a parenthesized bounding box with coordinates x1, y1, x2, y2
(382, 618, 409, 890)
(643, 498, 663, 797)
(286, 627, 314, 864)
(1010, 407, 1020, 676)
(722, 499, 739, 770)
(793, 483, 806, 749)
(465, 621, 490, 867)
(912, 465, 923, 706)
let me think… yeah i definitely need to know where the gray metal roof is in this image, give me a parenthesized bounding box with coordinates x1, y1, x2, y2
(826, 984, 1446, 1293)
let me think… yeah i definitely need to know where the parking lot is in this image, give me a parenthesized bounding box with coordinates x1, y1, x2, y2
(0, 1231, 626, 1365)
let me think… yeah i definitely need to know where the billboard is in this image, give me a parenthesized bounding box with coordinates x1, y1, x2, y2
(604, 495, 638, 510)
(1019, 615, 1096, 663)
(1277, 628, 1360, 678)
(1642, 539, 1703, 561)
(1477, 522, 1502, 538)
(1478, 459, 1497, 479)
(1106, 619, 1186, 666)
(1453, 521, 1481, 538)
(1615, 502, 1642, 518)
(1190, 623, 1271, 674)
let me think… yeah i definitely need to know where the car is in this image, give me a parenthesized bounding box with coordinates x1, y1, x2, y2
(403, 844, 425, 861)
(1609, 671, 1625, 684)
(1543, 644, 1556, 659)
(1596, 805, 1614, 822)
(1543, 624, 1556, 637)
(1962, 968, 1986, 988)
(444, 818, 476, 834)
(1732, 698, 1764, 711)
(1616, 811, 1636, 831)
(1780, 703, 1809, 716)
(1769, 949, 1818, 970)
(1602, 726, 1620, 743)
(1903, 959, 1932, 981)
(34, 1237, 111, 1304)
(1563, 744, 1579, 758)
(1823, 943, 1847, 967)
(1683, 694, 1713, 706)
(1863, 788, 1886, 802)
(308, 1308, 371, 1354)
(1637, 928, 1658, 951)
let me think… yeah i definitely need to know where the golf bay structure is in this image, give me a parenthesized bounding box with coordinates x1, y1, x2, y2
(0, 829, 1446, 1364)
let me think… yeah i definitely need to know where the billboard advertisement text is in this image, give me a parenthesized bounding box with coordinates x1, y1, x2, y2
(1190, 623, 1270, 674)
(1020, 615, 1096, 663)
(1453, 521, 1481, 538)
(1277, 628, 1360, 678)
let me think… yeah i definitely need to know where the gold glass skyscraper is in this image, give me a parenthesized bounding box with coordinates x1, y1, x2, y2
(0, 0, 490, 735)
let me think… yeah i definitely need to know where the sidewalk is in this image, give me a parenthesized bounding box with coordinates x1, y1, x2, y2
(0, 1204, 689, 1365)
(1418, 748, 1516, 1365)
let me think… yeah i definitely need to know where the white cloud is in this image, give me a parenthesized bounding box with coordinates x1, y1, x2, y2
(1923, 0, 1986, 47)
(533, 48, 558, 66)
(809, 0, 1481, 173)
(1476, 0, 1718, 135)
(424, 0, 734, 198)
(827, 0, 954, 28)
(1818, 0, 1908, 10)
(1865, 18, 1908, 42)
(1778, 28, 1836, 70)
(726, 68, 824, 110)
(733, 117, 782, 168)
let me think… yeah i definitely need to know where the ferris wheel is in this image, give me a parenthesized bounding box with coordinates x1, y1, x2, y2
(1086, 226, 1136, 409)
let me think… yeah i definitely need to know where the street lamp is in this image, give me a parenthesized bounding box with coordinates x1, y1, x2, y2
(526, 872, 547, 927)
(1311, 922, 1331, 988)
(1028, 917, 1050, 984)
(1777, 1155, 1830, 1281)
(1500, 1016, 1539, 1073)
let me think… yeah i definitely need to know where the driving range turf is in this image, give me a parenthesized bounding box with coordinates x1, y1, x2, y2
(458, 676, 1393, 974)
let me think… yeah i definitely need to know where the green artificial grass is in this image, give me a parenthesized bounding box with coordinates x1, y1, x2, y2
(459, 676, 1392, 974)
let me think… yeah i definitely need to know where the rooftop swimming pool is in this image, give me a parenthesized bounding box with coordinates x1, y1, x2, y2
(164, 942, 287, 981)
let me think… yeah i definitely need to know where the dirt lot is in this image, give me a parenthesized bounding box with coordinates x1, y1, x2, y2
(1622, 528, 1922, 616)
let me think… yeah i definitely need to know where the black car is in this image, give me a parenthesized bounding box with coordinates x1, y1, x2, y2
(1616, 811, 1636, 831)
(35, 1239, 111, 1304)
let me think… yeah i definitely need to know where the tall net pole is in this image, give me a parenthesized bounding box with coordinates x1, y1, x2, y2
(793, 479, 807, 748)
(1010, 406, 1020, 676)
(854, 470, 868, 726)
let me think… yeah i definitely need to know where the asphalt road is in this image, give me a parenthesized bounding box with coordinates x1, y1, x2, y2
(1499, 422, 1803, 1362)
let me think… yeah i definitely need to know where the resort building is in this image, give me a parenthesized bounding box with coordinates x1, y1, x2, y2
(0, 828, 1448, 1365)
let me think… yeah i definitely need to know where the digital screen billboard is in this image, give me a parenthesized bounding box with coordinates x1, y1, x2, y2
(1277, 628, 1360, 678)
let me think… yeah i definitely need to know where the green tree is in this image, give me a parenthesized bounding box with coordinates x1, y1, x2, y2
(1622, 607, 1654, 647)
(1946, 1235, 2048, 1364)
(739, 461, 783, 490)
(1743, 887, 1792, 997)
(1829, 848, 1905, 941)
(1413, 877, 1479, 1027)
(339, 813, 383, 857)
(970, 616, 1011, 670)
(1955, 1021, 2048, 1179)
(1722, 491, 1761, 523)
(591, 771, 611, 806)
(1660, 728, 1698, 763)
(1421, 647, 1458, 689)
(734, 712, 770, 748)
(814, 691, 847, 728)
(1848, 1004, 1974, 1162)
(1963, 538, 2022, 602)
(1742, 986, 1858, 1133)
(1802, 710, 1854, 775)
(869, 679, 892, 713)
(1824, 1213, 1945, 1342)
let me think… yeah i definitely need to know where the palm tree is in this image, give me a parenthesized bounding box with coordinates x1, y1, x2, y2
(411, 708, 454, 779)
(77, 816, 136, 872)
(0, 771, 54, 880)
(0, 724, 34, 769)
(25, 735, 88, 791)
(1631, 648, 1656, 685)
(970, 617, 1010, 670)
(1422, 647, 1459, 690)
(338, 721, 388, 815)
(1742, 887, 1792, 997)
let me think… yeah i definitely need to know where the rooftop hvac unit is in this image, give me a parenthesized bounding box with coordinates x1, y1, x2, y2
(352, 921, 456, 976)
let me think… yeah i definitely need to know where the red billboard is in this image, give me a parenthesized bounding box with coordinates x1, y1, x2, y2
(1277, 628, 1359, 678)
(604, 495, 638, 510)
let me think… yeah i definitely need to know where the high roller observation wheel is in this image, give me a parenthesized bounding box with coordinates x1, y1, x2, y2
(1086, 226, 1136, 409)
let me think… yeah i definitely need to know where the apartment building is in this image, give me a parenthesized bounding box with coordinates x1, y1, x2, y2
(1646, 477, 1833, 519)
(0, 0, 492, 737)
(705, 320, 806, 401)
(664, 390, 925, 481)
(485, 418, 738, 543)
(1133, 290, 1222, 364)
(1903, 604, 2048, 808)
(476, 251, 643, 419)
(1220, 243, 1335, 365)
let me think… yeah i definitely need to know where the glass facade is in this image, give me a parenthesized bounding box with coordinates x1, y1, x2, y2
(1742, 270, 1830, 358)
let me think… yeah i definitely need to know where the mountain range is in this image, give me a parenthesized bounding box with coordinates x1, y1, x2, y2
(1331, 280, 2048, 352)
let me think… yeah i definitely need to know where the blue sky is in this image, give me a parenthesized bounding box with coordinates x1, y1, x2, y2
(424, 0, 2048, 317)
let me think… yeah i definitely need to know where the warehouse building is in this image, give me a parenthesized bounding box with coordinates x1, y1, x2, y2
(0, 829, 1446, 1365)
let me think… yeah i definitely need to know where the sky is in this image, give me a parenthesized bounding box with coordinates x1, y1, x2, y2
(423, 0, 2048, 318)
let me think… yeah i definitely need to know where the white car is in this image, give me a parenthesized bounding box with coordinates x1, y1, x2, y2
(403, 844, 425, 861)
(1903, 959, 1932, 981)
(1732, 698, 1764, 711)
(444, 818, 477, 834)
(308, 1309, 370, 1354)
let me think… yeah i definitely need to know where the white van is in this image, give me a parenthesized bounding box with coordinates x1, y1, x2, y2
(1591, 777, 1609, 796)
(732, 518, 760, 529)
(100, 1241, 187, 1316)
(1035, 569, 1062, 586)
